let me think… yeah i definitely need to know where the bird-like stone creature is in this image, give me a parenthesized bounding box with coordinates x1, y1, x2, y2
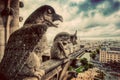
(51, 31, 77, 60)
(0, 5, 63, 80)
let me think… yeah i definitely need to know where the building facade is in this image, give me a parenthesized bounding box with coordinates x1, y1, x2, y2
(100, 47, 120, 63)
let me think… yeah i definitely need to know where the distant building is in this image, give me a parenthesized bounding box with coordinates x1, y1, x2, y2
(80, 45, 85, 48)
(99, 46, 120, 63)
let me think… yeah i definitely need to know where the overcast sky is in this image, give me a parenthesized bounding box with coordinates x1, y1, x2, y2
(20, 0, 120, 40)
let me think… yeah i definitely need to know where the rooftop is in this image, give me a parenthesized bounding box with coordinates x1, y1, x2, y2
(109, 47, 120, 51)
(101, 46, 120, 53)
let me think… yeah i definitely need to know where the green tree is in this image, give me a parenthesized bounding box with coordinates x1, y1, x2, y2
(96, 48, 100, 54)
(88, 63, 94, 68)
(80, 58, 88, 66)
(75, 66, 84, 73)
(83, 63, 94, 71)
(83, 64, 89, 71)
(90, 53, 96, 60)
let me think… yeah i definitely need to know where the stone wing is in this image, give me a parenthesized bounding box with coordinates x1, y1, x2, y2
(0, 27, 40, 78)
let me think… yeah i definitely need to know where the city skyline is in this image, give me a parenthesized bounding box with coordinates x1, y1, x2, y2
(20, 0, 120, 41)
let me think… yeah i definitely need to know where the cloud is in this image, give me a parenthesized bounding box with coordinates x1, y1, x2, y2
(98, 0, 120, 16)
(82, 24, 120, 37)
(20, 0, 120, 40)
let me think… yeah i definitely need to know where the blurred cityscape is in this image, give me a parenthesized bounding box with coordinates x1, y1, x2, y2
(68, 39, 120, 80)
(43, 38, 120, 80)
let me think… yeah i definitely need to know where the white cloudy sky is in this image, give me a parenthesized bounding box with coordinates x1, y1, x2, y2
(20, 0, 120, 40)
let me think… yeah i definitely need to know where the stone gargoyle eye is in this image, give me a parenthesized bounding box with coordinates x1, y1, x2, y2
(47, 9, 52, 14)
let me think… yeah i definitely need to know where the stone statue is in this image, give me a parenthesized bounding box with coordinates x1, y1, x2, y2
(51, 31, 77, 60)
(0, 5, 63, 80)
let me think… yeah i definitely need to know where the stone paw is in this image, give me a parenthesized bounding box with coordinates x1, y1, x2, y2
(34, 70, 45, 80)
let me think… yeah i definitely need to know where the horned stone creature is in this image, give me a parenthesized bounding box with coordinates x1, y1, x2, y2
(51, 31, 77, 60)
(0, 5, 63, 80)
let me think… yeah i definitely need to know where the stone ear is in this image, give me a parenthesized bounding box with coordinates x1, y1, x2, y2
(74, 30, 77, 36)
